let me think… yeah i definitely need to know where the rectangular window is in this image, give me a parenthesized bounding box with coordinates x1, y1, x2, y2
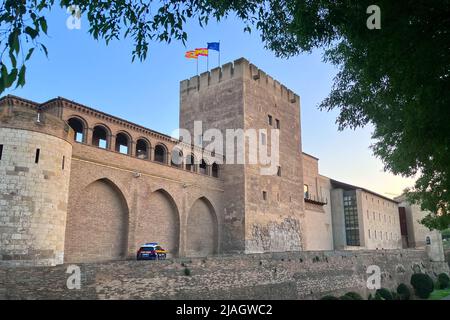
(268, 115, 273, 126)
(343, 191, 360, 246)
(0, 144, 3, 160)
(277, 166, 281, 177)
(262, 191, 267, 201)
(275, 119, 280, 129)
(62, 156, 65, 170)
(75, 132, 83, 143)
(368, 229, 371, 239)
(35, 148, 40, 164)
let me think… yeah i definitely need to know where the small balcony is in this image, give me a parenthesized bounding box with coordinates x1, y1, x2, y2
(304, 193, 328, 206)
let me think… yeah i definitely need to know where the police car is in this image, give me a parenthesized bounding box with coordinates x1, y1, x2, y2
(136, 243, 167, 260)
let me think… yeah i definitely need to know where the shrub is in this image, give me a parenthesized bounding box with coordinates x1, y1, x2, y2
(184, 267, 191, 276)
(343, 292, 363, 300)
(373, 292, 383, 300)
(320, 295, 339, 300)
(391, 291, 401, 300)
(339, 295, 353, 300)
(396, 283, 411, 300)
(375, 288, 393, 300)
(410, 273, 434, 299)
(437, 273, 450, 289)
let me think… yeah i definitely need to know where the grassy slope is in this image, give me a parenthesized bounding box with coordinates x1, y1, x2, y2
(428, 288, 450, 300)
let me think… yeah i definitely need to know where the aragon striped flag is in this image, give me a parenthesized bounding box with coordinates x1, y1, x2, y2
(185, 50, 198, 59)
(195, 48, 209, 56)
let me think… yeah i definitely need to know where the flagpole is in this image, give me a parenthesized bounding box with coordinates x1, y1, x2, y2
(207, 54, 209, 72)
(218, 41, 221, 67)
(196, 58, 199, 76)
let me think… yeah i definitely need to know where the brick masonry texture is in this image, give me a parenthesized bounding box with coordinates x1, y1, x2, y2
(0, 104, 73, 266)
(0, 250, 448, 300)
(180, 58, 304, 254)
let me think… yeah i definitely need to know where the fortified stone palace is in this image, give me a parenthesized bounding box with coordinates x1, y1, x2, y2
(0, 58, 443, 266)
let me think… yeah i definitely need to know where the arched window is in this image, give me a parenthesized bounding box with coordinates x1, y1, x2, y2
(185, 154, 196, 172)
(92, 125, 109, 149)
(199, 159, 208, 175)
(211, 163, 219, 178)
(68, 117, 85, 143)
(136, 139, 149, 159)
(115, 132, 130, 155)
(171, 148, 183, 167)
(154, 144, 167, 163)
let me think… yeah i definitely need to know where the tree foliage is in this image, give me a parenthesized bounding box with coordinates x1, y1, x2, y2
(1, 1, 449, 229)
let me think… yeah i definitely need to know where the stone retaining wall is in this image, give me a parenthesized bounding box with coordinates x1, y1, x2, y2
(1, 250, 448, 300)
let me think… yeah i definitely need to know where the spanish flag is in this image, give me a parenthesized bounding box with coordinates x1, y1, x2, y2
(185, 50, 198, 59)
(195, 48, 209, 56)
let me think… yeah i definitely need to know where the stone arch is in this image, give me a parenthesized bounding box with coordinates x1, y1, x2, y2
(92, 123, 111, 149)
(199, 159, 209, 175)
(136, 137, 151, 159)
(211, 162, 219, 178)
(186, 197, 218, 257)
(115, 130, 131, 155)
(64, 178, 129, 263)
(135, 188, 180, 257)
(154, 143, 168, 163)
(171, 147, 183, 168)
(67, 115, 88, 143)
(185, 153, 197, 172)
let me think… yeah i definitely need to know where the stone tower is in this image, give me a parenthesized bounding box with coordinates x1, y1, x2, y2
(180, 58, 305, 253)
(0, 96, 73, 266)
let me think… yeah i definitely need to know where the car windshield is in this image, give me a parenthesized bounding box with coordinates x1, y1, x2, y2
(140, 247, 155, 251)
(156, 246, 163, 250)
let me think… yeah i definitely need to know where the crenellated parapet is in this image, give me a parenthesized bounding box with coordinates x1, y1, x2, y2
(180, 57, 299, 104)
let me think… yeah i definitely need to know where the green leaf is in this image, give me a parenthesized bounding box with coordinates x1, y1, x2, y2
(9, 50, 17, 68)
(25, 26, 39, 39)
(41, 44, 48, 57)
(39, 17, 48, 34)
(25, 48, 35, 61)
(1, 64, 8, 86)
(7, 68, 18, 88)
(8, 30, 20, 54)
(16, 65, 26, 88)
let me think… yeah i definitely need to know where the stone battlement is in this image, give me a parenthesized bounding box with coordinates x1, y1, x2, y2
(180, 58, 299, 104)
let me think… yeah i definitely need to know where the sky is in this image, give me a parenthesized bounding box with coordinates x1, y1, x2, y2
(3, 7, 416, 198)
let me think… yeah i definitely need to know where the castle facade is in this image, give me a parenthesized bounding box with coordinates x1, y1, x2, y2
(0, 58, 441, 266)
